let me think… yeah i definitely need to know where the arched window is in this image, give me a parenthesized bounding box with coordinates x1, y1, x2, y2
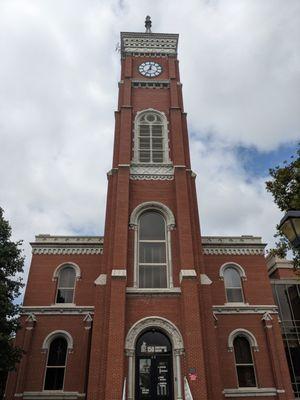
(44, 337, 67, 390)
(223, 266, 244, 303)
(138, 211, 167, 288)
(56, 266, 76, 303)
(133, 110, 169, 164)
(233, 335, 257, 387)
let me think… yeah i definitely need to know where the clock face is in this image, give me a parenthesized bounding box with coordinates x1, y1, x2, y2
(138, 61, 162, 78)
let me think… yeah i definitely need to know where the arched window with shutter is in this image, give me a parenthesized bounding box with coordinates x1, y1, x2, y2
(133, 109, 170, 164)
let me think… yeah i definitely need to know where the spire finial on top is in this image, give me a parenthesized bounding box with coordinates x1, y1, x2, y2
(145, 15, 152, 33)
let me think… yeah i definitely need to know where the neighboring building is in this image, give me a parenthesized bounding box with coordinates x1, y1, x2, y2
(267, 255, 300, 399)
(5, 21, 297, 400)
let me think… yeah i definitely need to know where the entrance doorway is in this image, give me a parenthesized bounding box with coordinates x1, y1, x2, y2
(135, 330, 174, 400)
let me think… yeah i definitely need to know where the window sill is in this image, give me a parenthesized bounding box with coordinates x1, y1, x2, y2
(223, 387, 284, 397)
(18, 392, 86, 400)
(126, 287, 181, 295)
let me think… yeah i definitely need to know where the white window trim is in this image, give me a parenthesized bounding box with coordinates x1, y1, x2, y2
(219, 262, 246, 280)
(220, 263, 246, 304)
(232, 332, 258, 389)
(125, 316, 184, 400)
(53, 262, 81, 280)
(42, 330, 74, 350)
(132, 108, 171, 165)
(228, 329, 259, 352)
(42, 333, 71, 392)
(129, 202, 175, 288)
(54, 264, 79, 305)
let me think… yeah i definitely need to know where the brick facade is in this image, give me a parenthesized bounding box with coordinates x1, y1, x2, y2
(5, 26, 296, 400)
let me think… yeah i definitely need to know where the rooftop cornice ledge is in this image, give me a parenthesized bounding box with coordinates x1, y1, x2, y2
(202, 236, 266, 256)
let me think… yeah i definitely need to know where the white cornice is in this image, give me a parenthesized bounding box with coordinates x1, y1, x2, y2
(202, 236, 266, 256)
(31, 235, 103, 255)
(121, 32, 179, 56)
(21, 306, 94, 315)
(33, 235, 103, 244)
(213, 304, 278, 314)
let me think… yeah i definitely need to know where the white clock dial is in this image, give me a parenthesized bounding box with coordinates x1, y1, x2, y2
(138, 61, 162, 78)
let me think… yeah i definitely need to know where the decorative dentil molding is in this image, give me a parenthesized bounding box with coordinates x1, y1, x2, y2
(132, 80, 170, 89)
(202, 236, 266, 256)
(121, 32, 179, 57)
(130, 164, 174, 180)
(203, 247, 265, 256)
(31, 235, 103, 255)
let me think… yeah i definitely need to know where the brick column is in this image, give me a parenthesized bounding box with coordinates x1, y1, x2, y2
(15, 314, 36, 395)
(104, 270, 127, 400)
(79, 313, 93, 393)
(180, 271, 208, 399)
(262, 312, 290, 400)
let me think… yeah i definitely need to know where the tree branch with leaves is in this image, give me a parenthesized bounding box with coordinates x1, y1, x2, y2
(265, 145, 300, 270)
(0, 207, 24, 398)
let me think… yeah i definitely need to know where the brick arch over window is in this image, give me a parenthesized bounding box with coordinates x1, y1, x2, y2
(125, 316, 184, 351)
(132, 108, 170, 164)
(42, 330, 74, 350)
(228, 329, 259, 352)
(129, 201, 175, 229)
(53, 262, 81, 280)
(219, 262, 246, 280)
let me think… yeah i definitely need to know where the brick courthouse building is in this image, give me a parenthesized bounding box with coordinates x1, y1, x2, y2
(5, 20, 297, 400)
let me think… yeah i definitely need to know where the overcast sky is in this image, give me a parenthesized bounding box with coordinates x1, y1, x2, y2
(0, 0, 299, 292)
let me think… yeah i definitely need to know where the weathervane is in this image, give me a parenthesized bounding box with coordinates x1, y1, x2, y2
(145, 15, 152, 33)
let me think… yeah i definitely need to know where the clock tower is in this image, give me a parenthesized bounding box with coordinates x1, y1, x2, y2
(86, 18, 220, 400)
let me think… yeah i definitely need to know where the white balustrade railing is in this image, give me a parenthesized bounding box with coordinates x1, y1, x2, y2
(184, 376, 193, 400)
(122, 377, 126, 400)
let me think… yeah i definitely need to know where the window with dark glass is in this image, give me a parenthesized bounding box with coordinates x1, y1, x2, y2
(138, 211, 167, 288)
(272, 283, 300, 397)
(56, 266, 76, 303)
(137, 113, 165, 163)
(233, 335, 256, 387)
(224, 267, 244, 303)
(44, 337, 67, 390)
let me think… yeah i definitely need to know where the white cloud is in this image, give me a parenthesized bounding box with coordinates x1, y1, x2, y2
(0, 0, 299, 292)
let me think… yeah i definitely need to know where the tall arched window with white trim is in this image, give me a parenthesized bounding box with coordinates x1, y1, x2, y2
(223, 266, 244, 303)
(133, 110, 169, 164)
(233, 335, 257, 387)
(138, 211, 167, 288)
(56, 266, 76, 304)
(44, 337, 67, 390)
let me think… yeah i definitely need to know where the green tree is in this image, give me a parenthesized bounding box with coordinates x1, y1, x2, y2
(266, 145, 300, 270)
(0, 207, 24, 398)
